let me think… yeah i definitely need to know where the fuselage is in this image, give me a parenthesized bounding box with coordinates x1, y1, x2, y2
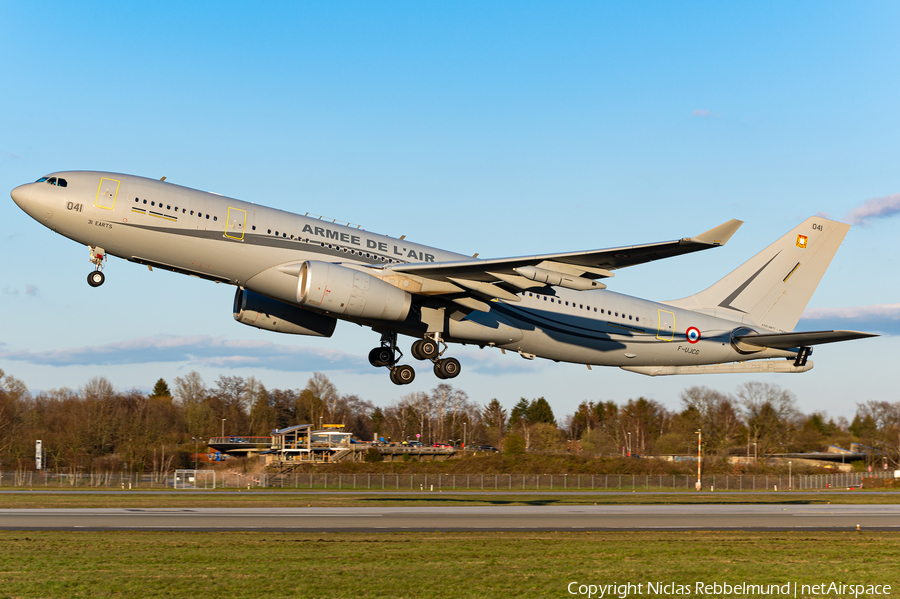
(11, 171, 794, 371)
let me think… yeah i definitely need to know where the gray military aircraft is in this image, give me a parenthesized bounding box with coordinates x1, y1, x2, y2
(10, 171, 875, 384)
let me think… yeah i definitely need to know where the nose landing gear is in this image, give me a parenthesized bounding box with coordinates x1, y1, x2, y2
(87, 246, 106, 287)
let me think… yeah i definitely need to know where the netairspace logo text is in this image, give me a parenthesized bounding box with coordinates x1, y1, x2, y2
(567, 581, 892, 598)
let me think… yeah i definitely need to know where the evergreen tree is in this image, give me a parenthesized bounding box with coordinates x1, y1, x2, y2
(849, 413, 877, 439)
(150, 378, 170, 398)
(481, 399, 507, 431)
(527, 397, 556, 425)
(509, 398, 530, 426)
(371, 407, 385, 439)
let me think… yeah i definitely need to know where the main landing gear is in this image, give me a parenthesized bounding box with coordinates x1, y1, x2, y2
(368, 332, 462, 386)
(413, 333, 461, 381)
(87, 246, 106, 287)
(368, 332, 416, 386)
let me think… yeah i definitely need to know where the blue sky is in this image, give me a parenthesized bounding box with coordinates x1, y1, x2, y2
(2, 1, 898, 420)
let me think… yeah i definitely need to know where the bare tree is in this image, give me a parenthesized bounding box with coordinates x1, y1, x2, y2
(679, 386, 744, 456)
(737, 382, 799, 459)
(173, 371, 213, 436)
(855, 401, 900, 468)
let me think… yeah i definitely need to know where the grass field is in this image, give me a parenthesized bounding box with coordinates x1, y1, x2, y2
(2, 492, 898, 598)
(0, 530, 897, 598)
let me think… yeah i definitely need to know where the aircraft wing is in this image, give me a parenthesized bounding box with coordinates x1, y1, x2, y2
(733, 330, 879, 349)
(377, 219, 743, 310)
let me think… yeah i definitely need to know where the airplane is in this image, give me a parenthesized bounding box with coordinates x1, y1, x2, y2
(10, 171, 876, 385)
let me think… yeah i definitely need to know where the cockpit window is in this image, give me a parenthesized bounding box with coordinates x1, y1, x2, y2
(34, 176, 67, 186)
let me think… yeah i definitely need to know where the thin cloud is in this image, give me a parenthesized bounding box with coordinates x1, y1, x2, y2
(0, 334, 544, 376)
(844, 193, 900, 225)
(799, 303, 900, 336)
(452, 346, 547, 376)
(0, 335, 367, 372)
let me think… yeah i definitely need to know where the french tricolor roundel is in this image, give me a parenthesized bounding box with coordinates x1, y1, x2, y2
(686, 327, 701, 343)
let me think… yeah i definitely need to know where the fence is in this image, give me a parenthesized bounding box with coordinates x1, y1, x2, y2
(174, 470, 216, 489)
(0, 470, 893, 490)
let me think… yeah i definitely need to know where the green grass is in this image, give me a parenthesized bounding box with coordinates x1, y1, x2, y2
(0, 491, 898, 509)
(0, 531, 897, 598)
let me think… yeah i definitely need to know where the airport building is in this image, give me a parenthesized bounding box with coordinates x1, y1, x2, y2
(205, 424, 457, 467)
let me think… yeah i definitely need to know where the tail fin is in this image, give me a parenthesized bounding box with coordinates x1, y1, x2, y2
(665, 216, 850, 332)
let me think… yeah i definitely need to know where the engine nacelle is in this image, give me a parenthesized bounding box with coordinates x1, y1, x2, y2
(298, 261, 411, 321)
(233, 288, 336, 337)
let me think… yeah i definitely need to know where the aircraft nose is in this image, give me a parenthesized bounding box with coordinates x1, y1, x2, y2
(10, 184, 31, 210)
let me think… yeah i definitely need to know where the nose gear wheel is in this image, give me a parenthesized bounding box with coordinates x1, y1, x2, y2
(87, 271, 105, 287)
(87, 246, 107, 287)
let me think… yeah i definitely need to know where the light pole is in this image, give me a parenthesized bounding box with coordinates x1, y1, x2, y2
(752, 442, 758, 467)
(463, 422, 467, 450)
(627, 432, 632, 457)
(319, 416, 324, 430)
(222, 418, 226, 438)
(192, 437, 199, 469)
(789, 461, 792, 490)
(696, 430, 702, 491)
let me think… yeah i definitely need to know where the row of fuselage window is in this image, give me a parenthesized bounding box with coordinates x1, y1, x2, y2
(264, 229, 401, 263)
(131, 197, 397, 263)
(132, 197, 260, 230)
(524, 291, 644, 324)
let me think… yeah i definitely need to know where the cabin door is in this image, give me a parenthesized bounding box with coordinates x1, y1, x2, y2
(225, 207, 247, 240)
(656, 309, 675, 341)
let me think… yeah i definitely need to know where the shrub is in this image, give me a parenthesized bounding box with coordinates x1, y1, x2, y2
(504, 434, 526, 455)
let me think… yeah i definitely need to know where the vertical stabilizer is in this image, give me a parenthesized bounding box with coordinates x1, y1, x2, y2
(665, 217, 850, 332)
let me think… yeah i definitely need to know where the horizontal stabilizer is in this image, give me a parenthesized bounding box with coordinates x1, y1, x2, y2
(622, 361, 815, 376)
(733, 329, 878, 349)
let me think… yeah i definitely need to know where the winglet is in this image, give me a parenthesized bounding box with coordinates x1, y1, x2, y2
(692, 219, 743, 246)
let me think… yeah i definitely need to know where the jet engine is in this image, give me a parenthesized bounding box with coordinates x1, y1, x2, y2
(233, 288, 337, 337)
(298, 261, 411, 321)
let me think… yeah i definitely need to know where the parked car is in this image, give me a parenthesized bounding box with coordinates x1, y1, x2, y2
(477, 445, 499, 452)
(433, 443, 453, 448)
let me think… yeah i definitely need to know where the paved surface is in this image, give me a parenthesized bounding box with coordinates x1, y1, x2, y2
(1, 504, 898, 532)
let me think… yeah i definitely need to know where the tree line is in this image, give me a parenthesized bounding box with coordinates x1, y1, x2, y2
(0, 367, 896, 473)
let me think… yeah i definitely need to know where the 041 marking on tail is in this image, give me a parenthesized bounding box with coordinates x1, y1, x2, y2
(10, 171, 877, 385)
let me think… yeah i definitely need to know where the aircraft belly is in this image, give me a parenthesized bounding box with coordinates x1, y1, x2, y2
(503, 315, 745, 367)
(446, 313, 524, 344)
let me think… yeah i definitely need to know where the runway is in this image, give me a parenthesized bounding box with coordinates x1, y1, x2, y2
(1, 504, 899, 532)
